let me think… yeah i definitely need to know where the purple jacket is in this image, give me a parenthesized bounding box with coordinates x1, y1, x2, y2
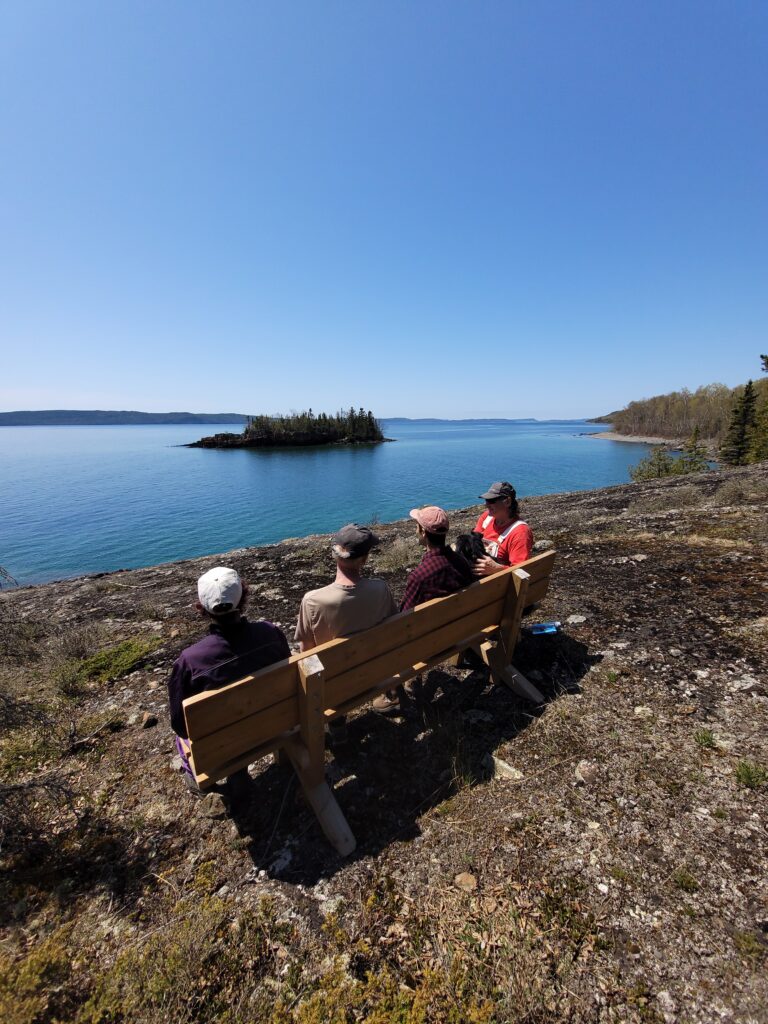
(168, 616, 290, 737)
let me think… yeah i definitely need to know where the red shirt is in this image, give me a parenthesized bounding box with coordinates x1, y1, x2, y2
(474, 512, 533, 567)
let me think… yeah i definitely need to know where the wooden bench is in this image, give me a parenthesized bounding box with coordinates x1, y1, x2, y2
(182, 549, 556, 855)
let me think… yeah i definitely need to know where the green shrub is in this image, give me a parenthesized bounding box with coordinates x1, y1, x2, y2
(735, 760, 767, 789)
(79, 895, 290, 1024)
(672, 867, 699, 893)
(694, 728, 716, 749)
(0, 925, 76, 1024)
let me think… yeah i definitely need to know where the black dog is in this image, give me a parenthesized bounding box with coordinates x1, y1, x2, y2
(453, 530, 486, 563)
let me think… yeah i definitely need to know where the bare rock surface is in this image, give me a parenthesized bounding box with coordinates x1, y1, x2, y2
(1, 463, 767, 1022)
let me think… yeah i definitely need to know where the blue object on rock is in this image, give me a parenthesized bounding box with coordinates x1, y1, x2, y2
(525, 621, 561, 635)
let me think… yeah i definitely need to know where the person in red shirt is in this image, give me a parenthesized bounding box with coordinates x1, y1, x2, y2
(473, 481, 533, 576)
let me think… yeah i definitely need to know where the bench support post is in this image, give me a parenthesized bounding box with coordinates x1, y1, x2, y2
(500, 568, 530, 659)
(289, 655, 356, 856)
(283, 736, 357, 856)
(478, 567, 543, 703)
(298, 655, 326, 787)
(479, 640, 544, 704)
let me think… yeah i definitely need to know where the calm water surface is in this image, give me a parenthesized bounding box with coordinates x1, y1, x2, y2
(1, 420, 650, 585)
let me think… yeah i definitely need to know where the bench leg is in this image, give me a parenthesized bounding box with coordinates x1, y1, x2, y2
(301, 780, 357, 857)
(283, 738, 356, 856)
(479, 641, 544, 704)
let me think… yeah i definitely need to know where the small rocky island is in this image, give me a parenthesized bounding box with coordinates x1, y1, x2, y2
(188, 407, 390, 449)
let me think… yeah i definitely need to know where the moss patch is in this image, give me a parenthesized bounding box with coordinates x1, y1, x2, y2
(58, 637, 160, 693)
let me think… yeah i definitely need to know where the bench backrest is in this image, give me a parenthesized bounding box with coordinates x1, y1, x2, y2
(184, 549, 555, 785)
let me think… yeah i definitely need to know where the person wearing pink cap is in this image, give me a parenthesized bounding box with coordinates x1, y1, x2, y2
(400, 506, 475, 612)
(373, 506, 474, 713)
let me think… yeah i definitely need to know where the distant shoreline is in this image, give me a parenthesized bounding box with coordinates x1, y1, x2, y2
(0, 410, 248, 427)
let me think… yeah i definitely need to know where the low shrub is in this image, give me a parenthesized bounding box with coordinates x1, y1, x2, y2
(0, 925, 78, 1024)
(694, 728, 716, 749)
(673, 867, 699, 894)
(54, 637, 160, 697)
(735, 760, 767, 789)
(0, 606, 49, 662)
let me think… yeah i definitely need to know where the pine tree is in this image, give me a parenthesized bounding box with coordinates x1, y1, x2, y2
(630, 447, 677, 481)
(747, 357, 768, 463)
(719, 380, 757, 466)
(748, 401, 768, 463)
(676, 427, 709, 474)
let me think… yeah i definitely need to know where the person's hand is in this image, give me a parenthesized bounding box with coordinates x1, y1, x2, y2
(473, 555, 499, 577)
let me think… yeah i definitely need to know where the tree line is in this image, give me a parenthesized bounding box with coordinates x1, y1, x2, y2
(628, 355, 768, 479)
(243, 407, 384, 444)
(609, 382, 755, 440)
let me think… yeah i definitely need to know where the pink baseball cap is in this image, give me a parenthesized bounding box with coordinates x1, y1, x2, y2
(410, 505, 449, 534)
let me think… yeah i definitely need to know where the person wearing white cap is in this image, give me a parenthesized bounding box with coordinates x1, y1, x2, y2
(167, 566, 290, 797)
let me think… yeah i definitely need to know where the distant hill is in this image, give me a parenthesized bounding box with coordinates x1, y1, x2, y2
(0, 410, 249, 426)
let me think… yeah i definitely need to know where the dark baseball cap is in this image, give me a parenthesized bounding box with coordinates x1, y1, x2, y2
(332, 523, 380, 558)
(479, 481, 517, 501)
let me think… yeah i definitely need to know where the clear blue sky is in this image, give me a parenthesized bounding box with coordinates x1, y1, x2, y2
(1, 1, 766, 418)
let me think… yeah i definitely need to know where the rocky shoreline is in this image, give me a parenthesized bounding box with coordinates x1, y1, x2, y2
(1, 464, 766, 1022)
(587, 430, 672, 444)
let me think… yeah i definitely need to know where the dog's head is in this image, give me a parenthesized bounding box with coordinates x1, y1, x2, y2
(454, 531, 486, 562)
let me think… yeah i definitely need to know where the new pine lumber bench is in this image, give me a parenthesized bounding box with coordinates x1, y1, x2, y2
(182, 549, 556, 856)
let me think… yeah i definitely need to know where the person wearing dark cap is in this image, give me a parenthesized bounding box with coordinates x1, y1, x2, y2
(168, 566, 290, 797)
(295, 524, 396, 650)
(296, 525, 397, 738)
(473, 481, 534, 576)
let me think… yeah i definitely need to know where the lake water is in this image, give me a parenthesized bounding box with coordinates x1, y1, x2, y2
(1, 420, 651, 586)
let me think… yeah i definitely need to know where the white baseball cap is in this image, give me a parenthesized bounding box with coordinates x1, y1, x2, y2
(197, 567, 243, 615)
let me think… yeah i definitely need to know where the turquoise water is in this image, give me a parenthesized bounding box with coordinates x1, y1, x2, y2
(1, 420, 650, 586)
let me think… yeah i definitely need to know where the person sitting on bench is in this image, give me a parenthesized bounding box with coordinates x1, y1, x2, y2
(168, 566, 290, 797)
(473, 481, 534, 576)
(400, 506, 475, 610)
(295, 524, 397, 739)
(374, 505, 475, 713)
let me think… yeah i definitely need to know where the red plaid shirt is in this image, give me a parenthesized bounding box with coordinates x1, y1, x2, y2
(400, 547, 475, 612)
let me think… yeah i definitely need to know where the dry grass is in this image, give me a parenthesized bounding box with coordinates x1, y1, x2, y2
(373, 536, 420, 574)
